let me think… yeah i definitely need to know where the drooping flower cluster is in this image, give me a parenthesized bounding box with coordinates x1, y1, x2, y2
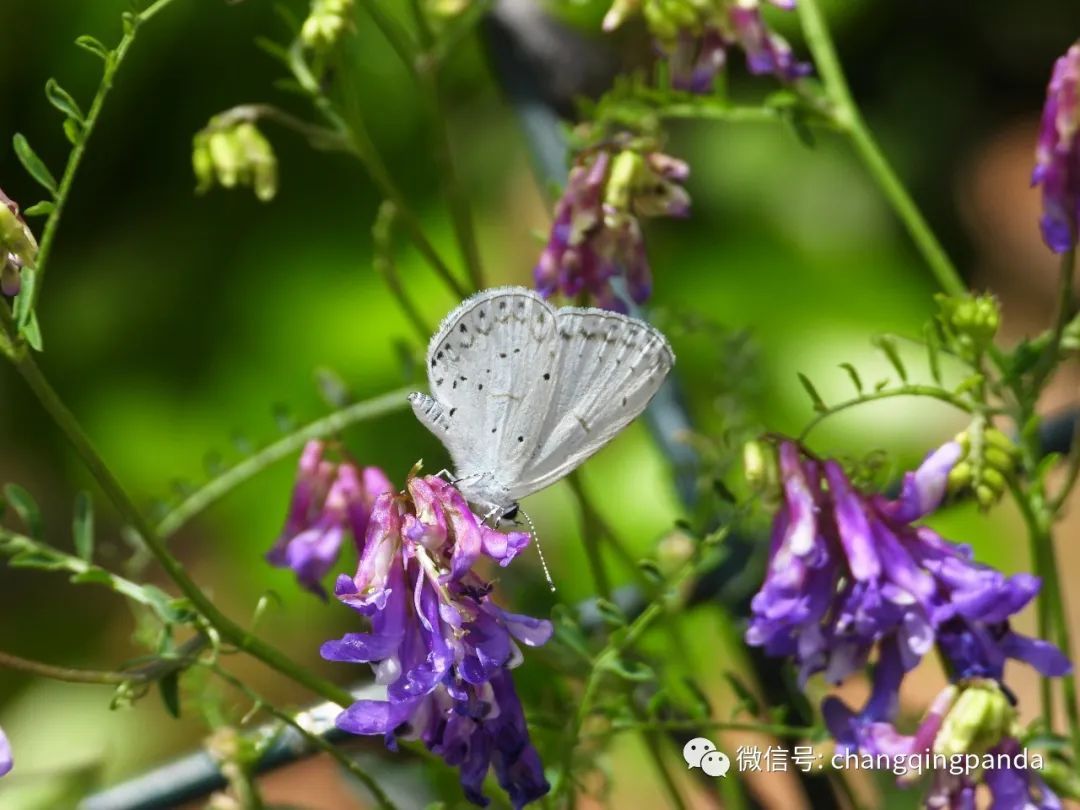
(1033, 42, 1080, 254)
(266, 441, 393, 598)
(192, 112, 278, 203)
(320, 472, 550, 809)
(748, 439, 1070, 807)
(827, 682, 1062, 809)
(603, 0, 810, 93)
(535, 146, 689, 311)
(0, 189, 37, 298)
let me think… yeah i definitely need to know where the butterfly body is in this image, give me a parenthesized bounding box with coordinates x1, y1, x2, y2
(410, 287, 674, 518)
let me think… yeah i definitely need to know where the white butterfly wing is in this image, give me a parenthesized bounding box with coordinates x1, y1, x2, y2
(504, 307, 675, 501)
(411, 287, 561, 485)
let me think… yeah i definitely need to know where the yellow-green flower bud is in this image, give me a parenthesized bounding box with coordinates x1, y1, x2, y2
(193, 117, 279, 202)
(933, 680, 1015, 759)
(1041, 756, 1080, 801)
(744, 440, 779, 499)
(0, 192, 38, 297)
(936, 293, 1001, 357)
(301, 0, 355, 51)
(604, 150, 644, 216)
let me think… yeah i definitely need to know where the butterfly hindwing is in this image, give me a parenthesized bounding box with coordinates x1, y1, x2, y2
(505, 307, 675, 500)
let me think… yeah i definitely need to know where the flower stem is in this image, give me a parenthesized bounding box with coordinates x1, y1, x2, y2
(156, 386, 412, 539)
(2, 337, 355, 710)
(0, 650, 141, 686)
(796, 0, 967, 298)
(208, 662, 397, 810)
(25, 0, 183, 320)
(288, 43, 468, 300)
(566, 472, 612, 600)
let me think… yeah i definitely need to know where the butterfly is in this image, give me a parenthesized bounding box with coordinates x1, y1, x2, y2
(409, 287, 675, 523)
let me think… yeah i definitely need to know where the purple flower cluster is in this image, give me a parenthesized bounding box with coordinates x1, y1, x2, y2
(1033, 42, 1080, 254)
(320, 473, 550, 809)
(604, 0, 809, 93)
(266, 441, 393, 598)
(749, 439, 1070, 807)
(535, 148, 689, 311)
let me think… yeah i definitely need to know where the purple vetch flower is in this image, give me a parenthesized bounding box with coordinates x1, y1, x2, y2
(535, 147, 690, 312)
(1033, 42, 1080, 253)
(984, 737, 1062, 810)
(828, 680, 1062, 809)
(0, 188, 37, 298)
(266, 440, 393, 598)
(321, 472, 550, 808)
(746, 440, 1067, 718)
(605, 0, 808, 94)
(728, 1, 811, 83)
(0, 726, 11, 777)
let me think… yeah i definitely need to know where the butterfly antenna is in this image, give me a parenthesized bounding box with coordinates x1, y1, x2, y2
(519, 508, 555, 592)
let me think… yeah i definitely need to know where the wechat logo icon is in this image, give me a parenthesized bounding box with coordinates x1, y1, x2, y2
(682, 737, 730, 777)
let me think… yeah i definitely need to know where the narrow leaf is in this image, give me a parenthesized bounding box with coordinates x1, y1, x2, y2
(45, 78, 85, 123)
(13, 134, 58, 196)
(22, 201, 55, 217)
(873, 336, 908, 382)
(20, 312, 43, 351)
(924, 325, 944, 385)
(13, 267, 35, 325)
(723, 671, 762, 718)
(838, 362, 863, 394)
(74, 35, 111, 60)
(158, 671, 181, 718)
(63, 119, 83, 147)
(3, 484, 43, 538)
(796, 372, 828, 413)
(73, 491, 94, 561)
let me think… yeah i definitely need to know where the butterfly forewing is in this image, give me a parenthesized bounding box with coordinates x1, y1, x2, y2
(501, 308, 674, 500)
(419, 288, 560, 483)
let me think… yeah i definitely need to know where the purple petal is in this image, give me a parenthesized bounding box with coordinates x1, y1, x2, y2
(0, 727, 12, 777)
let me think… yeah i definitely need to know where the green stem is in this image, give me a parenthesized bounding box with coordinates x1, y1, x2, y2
(25, 0, 183, 319)
(373, 201, 432, 342)
(1031, 248, 1076, 395)
(566, 473, 612, 600)
(156, 386, 412, 538)
(0, 650, 142, 686)
(634, 708, 689, 810)
(360, 0, 484, 292)
(799, 384, 979, 441)
(5, 342, 355, 710)
(0, 635, 207, 687)
(288, 43, 467, 300)
(796, 0, 967, 298)
(584, 719, 817, 739)
(208, 662, 396, 810)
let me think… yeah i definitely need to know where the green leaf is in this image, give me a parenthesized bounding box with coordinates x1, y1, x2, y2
(594, 598, 627, 627)
(3, 483, 43, 538)
(925, 325, 944, 385)
(45, 78, 85, 123)
(838, 362, 863, 394)
(70, 569, 113, 587)
(796, 372, 827, 413)
(20, 310, 43, 351)
(158, 671, 181, 718)
(723, 671, 761, 718)
(23, 201, 56, 217)
(63, 118, 84, 147)
(873, 335, 908, 382)
(603, 657, 654, 682)
(74, 35, 111, 60)
(13, 133, 58, 196)
(73, 492, 94, 561)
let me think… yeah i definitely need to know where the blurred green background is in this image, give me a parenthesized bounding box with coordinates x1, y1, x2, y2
(1, 0, 1079, 806)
